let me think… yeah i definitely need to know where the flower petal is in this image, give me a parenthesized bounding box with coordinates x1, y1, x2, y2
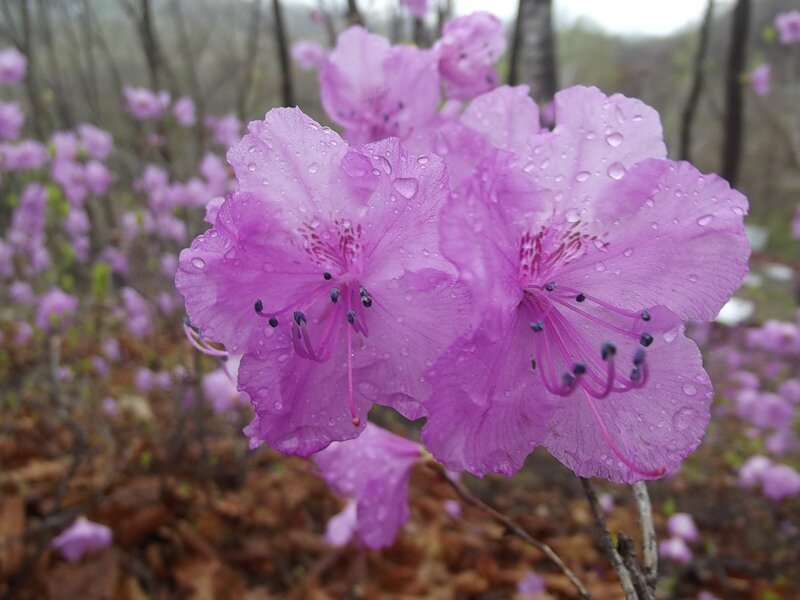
(422, 312, 556, 476)
(545, 321, 712, 484)
(558, 159, 750, 321)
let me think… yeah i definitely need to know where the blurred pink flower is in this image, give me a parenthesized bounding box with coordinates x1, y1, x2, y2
(0, 47, 27, 85)
(776, 10, 800, 45)
(659, 536, 692, 564)
(667, 513, 699, 542)
(124, 86, 170, 120)
(749, 63, 771, 96)
(52, 517, 112, 563)
(172, 96, 196, 126)
(314, 424, 420, 549)
(291, 40, 328, 71)
(0, 100, 24, 140)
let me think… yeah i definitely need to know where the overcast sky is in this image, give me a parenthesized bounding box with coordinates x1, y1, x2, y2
(454, 0, 730, 37)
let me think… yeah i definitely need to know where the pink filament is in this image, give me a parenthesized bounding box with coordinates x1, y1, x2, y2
(585, 392, 666, 478)
(347, 325, 360, 426)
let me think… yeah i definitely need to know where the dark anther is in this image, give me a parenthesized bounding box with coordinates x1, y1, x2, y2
(268, 317, 279, 328)
(576, 293, 586, 302)
(293, 311, 306, 325)
(323, 271, 332, 280)
(562, 372, 576, 387)
(361, 296, 372, 308)
(530, 321, 544, 332)
(633, 348, 646, 366)
(346, 310, 356, 324)
(530, 359, 537, 371)
(601, 342, 617, 360)
(330, 288, 340, 303)
(641, 310, 651, 322)
(359, 286, 368, 297)
(254, 299, 263, 313)
(639, 332, 654, 347)
(545, 282, 556, 291)
(630, 366, 642, 382)
(573, 362, 587, 375)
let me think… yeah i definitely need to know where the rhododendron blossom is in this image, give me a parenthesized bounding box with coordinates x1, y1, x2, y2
(320, 27, 440, 144)
(291, 40, 328, 71)
(177, 108, 468, 455)
(314, 424, 420, 549)
(0, 100, 24, 140)
(776, 10, 800, 45)
(422, 85, 750, 483)
(435, 12, 506, 101)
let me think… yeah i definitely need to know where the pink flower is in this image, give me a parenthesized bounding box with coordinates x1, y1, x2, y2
(203, 196, 225, 225)
(9, 281, 35, 304)
(15, 322, 33, 345)
(667, 513, 698, 542)
(177, 108, 468, 456)
(435, 12, 506, 100)
(738, 455, 772, 488)
(172, 96, 196, 126)
(0, 47, 27, 85)
(36, 287, 78, 331)
(776, 11, 800, 45)
(422, 85, 750, 483)
(291, 40, 328, 71)
(120, 287, 153, 339)
(659, 537, 692, 564)
(52, 517, 112, 563)
(0, 101, 24, 140)
(0, 140, 48, 171)
(85, 160, 116, 196)
(443, 499, 461, 518)
(517, 571, 546, 595)
(124, 86, 171, 120)
(77, 124, 114, 160)
(324, 500, 357, 547)
(9, 183, 48, 250)
(204, 113, 242, 148)
(52, 130, 79, 162)
(320, 27, 440, 143)
(202, 355, 249, 413)
(101, 397, 119, 418)
(735, 390, 793, 430)
(749, 63, 771, 96)
(401, 0, 428, 19)
(598, 493, 614, 514)
(199, 152, 230, 196)
(761, 463, 800, 501)
(314, 424, 420, 549)
(793, 205, 800, 240)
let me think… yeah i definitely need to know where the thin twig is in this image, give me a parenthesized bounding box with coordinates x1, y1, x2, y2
(580, 478, 637, 600)
(618, 533, 655, 600)
(632, 481, 658, 590)
(429, 461, 592, 600)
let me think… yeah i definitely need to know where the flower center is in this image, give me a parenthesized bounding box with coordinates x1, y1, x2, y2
(518, 226, 665, 478)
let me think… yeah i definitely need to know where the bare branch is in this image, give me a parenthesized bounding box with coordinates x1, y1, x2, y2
(508, 0, 558, 104)
(430, 461, 593, 600)
(580, 478, 637, 600)
(618, 533, 655, 600)
(271, 0, 295, 107)
(632, 481, 658, 591)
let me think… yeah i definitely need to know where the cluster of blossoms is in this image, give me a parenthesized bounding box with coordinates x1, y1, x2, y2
(123, 85, 242, 148)
(747, 10, 800, 98)
(658, 512, 699, 565)
(177, 14, 750, 547)
(698, 306, 800, 503)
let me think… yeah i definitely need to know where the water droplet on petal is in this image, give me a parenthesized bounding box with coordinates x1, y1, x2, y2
(606, 132, 624, 147)
(191, 257, 206, 269)
(394, 177, 419, 199)
(575, 170, 591, 182)
(307, 162, 319, 173)
(607, 162, 626, 180)
(682, 383, 698, 396)
(696, 214, 714, 226)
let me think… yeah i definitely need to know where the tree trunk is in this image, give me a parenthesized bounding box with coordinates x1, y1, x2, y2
(271, 0, 294, 107)
(508, 0, 558, 105)
(721, 0, 750, 187)
(678, 0, 715, 161)
(238, 0, 263, 121)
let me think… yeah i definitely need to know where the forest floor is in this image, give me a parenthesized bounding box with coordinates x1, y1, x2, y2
(1, 332, 798, 600)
